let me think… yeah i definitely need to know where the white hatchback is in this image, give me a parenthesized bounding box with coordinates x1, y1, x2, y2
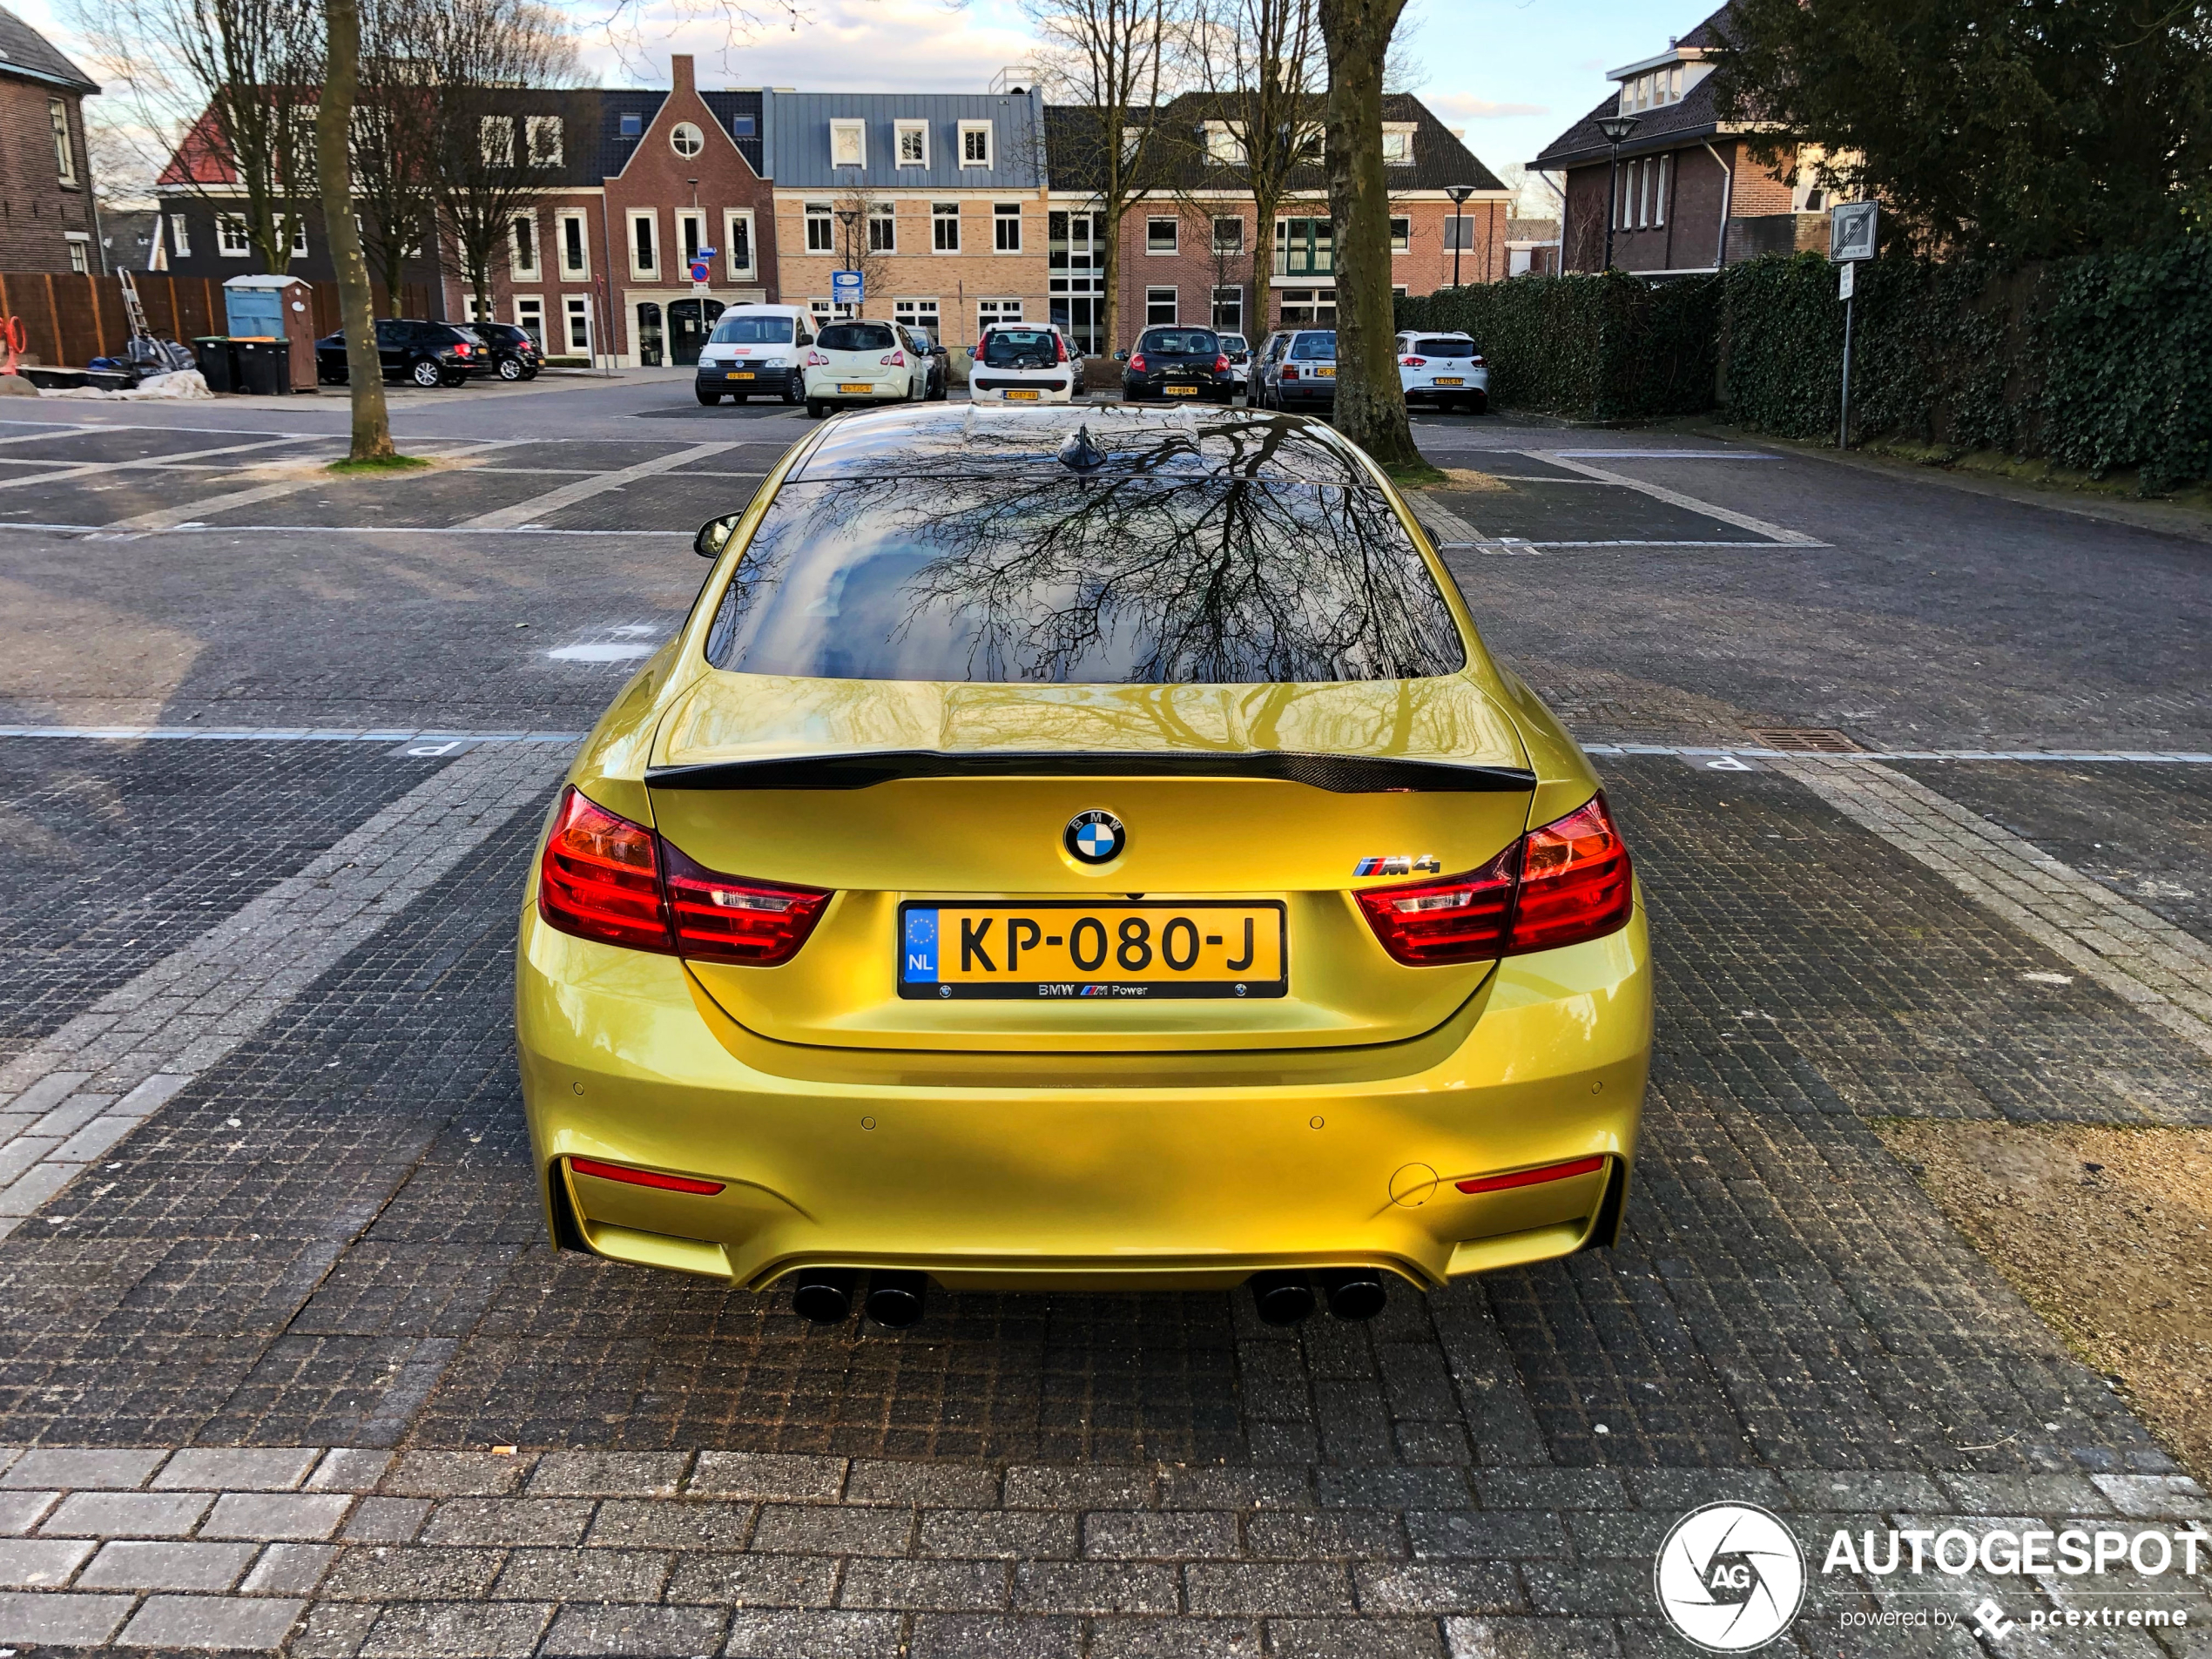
(803, 320, 925, 419)
(1396, 331, 1491, 414)
(966, 323, 1078, 404)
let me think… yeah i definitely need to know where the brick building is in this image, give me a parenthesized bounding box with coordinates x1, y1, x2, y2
(0, 3, 100, 273)
(1046, 93, 1509, 351)
(1533, 7, 1828, 275)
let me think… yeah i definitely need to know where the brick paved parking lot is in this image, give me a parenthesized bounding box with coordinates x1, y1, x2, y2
(0, 380, 2207, 1655)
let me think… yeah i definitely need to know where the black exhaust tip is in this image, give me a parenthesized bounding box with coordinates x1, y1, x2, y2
(863, 1269, 928, 1328)
(1319, 1267, 1388, 1321)
(791, 1267, 856, 1325)
(1249, 1270, 1316, 1326)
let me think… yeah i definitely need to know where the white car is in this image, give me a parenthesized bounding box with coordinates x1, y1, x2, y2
(696, 304, 814, 406)
(1220, 332, 1252, 388)
(1396, 331, 1490, 415)
(802, 320, 926, 419)
(966, 322, 1079, 404)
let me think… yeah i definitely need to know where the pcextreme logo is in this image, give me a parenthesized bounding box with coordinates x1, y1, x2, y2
(1654, 1503, 1807, 1651)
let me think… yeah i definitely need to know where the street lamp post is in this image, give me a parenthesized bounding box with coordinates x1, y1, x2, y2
(1594, 113, 1639, 271)
(1447, 185, 1474, 287)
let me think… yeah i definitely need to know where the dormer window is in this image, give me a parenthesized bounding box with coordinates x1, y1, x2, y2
(831, 119, 866, 167)
(1381, 124, 1414, 165)
(619, 111, 642, 138)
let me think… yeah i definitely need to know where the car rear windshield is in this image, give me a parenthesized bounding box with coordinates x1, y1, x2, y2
(819, 322, 897, 352)
(712, 314, 795, 344)
(1413, 337, 1476, 358)
(705, 475, 1464, 684)
(983, 329, 1059, 366)
(1140, 329, 1219, 356)
(1289, 333, 1336, 361)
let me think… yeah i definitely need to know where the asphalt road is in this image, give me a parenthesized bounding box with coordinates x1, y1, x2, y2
(0, 373, 2207, 1657)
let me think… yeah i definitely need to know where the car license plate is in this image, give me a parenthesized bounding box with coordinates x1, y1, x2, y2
(1006, 388, 1042, 401)
(838, 381, 873, 394)
(1164, 384, 1199, 396)
(898, 901, 1286, 1000)
(725, 371, 754, 380)
(1318, 366, 1336, 378)
(1434, 376, 1463, 386)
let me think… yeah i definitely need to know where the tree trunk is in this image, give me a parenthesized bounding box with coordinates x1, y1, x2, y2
(1250, 184, 1278, 351)
(1319, 0, 1420, 467)
(319, 0, 395, 459)
(1099, 200, 1123, 356)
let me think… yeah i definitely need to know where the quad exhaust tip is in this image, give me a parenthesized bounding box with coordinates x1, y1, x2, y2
(791, 1267, 856, 1325)
(864, 1269, 928, 1328)
(1250, 1269, 1387, 1325)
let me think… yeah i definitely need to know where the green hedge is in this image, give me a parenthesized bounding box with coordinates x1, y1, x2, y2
(1394, 269, 1718, 423)
(1398, 238, 2212, 492)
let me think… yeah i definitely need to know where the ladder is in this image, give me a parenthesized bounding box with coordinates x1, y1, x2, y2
(118, 268, 154, 342)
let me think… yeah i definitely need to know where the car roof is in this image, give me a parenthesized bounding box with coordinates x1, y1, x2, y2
(790, 405, 1379, 485)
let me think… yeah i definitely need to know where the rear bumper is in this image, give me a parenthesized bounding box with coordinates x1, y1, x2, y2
(1123, 377, 1232, 401)
(1273, 384, 1336, 406)
(1405, 375, 1490, 404)
(971, 377, 1074, 402)
(516, 896, 1651, 1293)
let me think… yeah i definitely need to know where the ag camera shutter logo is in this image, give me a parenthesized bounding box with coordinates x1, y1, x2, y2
(1655, 1502, 1806, 1651)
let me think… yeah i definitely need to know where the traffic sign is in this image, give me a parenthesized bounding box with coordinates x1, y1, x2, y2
(687, 260, 711, 284)
(1838, 260, 1855, 300)
(831, 269, 864, 307)
(1830, 200, 1878, 262)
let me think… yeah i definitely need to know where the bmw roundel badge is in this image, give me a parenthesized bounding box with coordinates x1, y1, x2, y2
(1065, 809, 1125, 865)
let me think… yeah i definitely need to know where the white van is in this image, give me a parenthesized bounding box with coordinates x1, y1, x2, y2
(696, 304, 816, 406)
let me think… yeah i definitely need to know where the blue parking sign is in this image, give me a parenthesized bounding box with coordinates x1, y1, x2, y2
(831, 270, 864, 307)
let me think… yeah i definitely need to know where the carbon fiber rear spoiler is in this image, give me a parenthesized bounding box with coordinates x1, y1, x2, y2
(645, 751, 1537, 793)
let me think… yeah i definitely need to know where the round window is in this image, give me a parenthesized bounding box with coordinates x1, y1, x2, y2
(670, 122, 704, 158)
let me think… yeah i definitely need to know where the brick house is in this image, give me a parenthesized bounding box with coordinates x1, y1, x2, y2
(764, 89, 1049, 350)
(0, 3, 101, 273)
(1532, 7, 1830, 275)
(1046, 93, 1509, 351)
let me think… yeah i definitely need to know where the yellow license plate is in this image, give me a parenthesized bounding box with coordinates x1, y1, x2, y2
(838, 381, 874, 394)
(725, 371, 755, 380)
(1164, 384, 1200, 396)
(1318, 366, 1336, 377)
(1434, 377, 1463, 386)
(899, 902, 1286, 1000)
(1005, 388, 1042, 401)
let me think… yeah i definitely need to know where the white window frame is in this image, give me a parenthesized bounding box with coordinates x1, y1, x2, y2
(563, 293, 593, 355)
(670, 121, 705, 159)
(808, 296, 836, 328)
(894, 296, 941, 341)
(932, 201, 961, 253)
(959, 120, 993, 168)
(804, 201, 834, 253)
(993, 202, 1022, 253)
(557, 209, 590, 279)
(976, 296, 1022, 327)
(514, 294, 545, 347)
(1202, 121, 1241, 167)
(1145, 216, 1178, 255)
(1444, 212, 1477, 249)
(830, 119, 867, 168)
(677, 209, 706, 266)
(628, 208, 659, 278)
(867, 203, 896, 254)
(895, 119, 928, 167)
(525, 114, 563, 166)
(51, 98, 75, 185)
(215, 214, 250, 257)
(1211, 284, 1242, 333)
(1389, 216, 1410, 253)
(169, 213, 192, 258)
(1653, 154, 1670, 226)
(65, 232, 89, 273)
(509, 211, 542, 280)
(481, 115, 513, 165)
(1211, 215, 1244, 254)
(288, 217, 308, 259)
(1144, 285, 1177, 325)
(724, 209, 756, 280)
(1380, 123, 1415, 165)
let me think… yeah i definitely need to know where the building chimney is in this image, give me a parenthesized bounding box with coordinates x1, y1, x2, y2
(671, 54, 695, 96)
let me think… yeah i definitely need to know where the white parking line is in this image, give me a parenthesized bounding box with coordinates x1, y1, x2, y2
(458, 440, 736, 530)
(100, 439, 518, 532)
(1529, 450, 1822, 544)
(0, 435, 321, 492)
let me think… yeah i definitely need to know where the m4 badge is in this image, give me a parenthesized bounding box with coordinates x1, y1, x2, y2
(1352, 854, 1441, 878)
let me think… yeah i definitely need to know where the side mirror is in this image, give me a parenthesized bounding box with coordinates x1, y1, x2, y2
(694, 513, 743, 560)
(934, 344, 948, 356)
(1114, 350, 1129, 363)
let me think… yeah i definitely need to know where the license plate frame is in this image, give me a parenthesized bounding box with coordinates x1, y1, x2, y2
(897, 900, 1288, 1000)
(1433, 376, 1463, 387)
(1005, 388, 1042, 401)
(1317, 366, 1337, 378)
(725, 371, 755, 380)
(1163, 384, 1200, 397)
(837, 381, 874, 394)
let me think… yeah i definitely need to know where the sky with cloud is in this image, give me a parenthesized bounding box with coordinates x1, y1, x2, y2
(25, 0, 1721, 196)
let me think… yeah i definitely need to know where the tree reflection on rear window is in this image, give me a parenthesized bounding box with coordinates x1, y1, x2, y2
(705, 474, 1464, 685)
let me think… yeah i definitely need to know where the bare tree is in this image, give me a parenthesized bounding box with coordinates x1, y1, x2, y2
(1026, 0, 1181, 356)
(317, 0, 396, 460)
(421, 0, 578, 325)
(71, 0, 322, 274)
(348, 0, 436, 314)
(828, 182, 895, 320)
(1318, 0, 1422, 469)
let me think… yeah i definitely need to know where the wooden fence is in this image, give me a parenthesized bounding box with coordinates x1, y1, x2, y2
(0, 271, 431, 369)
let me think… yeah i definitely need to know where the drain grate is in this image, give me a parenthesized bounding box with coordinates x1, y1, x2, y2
(1743, 726, 1862, 753)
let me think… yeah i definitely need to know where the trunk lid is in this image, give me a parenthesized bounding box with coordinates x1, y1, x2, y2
(644, 674, 1536, 1051)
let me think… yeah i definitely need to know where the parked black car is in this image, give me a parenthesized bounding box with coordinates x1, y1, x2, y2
(314, 320, 483, 388)
(465, 321, 542, 381)
(1116, 327, 1233, 403)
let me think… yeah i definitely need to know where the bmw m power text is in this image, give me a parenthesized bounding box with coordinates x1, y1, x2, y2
(517, 405, 1650, 1330)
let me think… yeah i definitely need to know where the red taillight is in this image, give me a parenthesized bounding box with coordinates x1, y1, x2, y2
(538, 787, 666, 951)
(806, 349, 828, 366)
(1214, 352, 1230, 373)
(1401, 355, 1426, 368)
(1130, 352, 1147, 372)
(1282, 365, 1298, 380)
(880, 350, 905, 366)
(1055, 333, 1069, 362)
(1469, 355, 1485, 365)
(1455, 1156, 1606, 1196)
(571, 1156, 726, 1196)
(537, 786, 831, 967)
(661, 842, 830, 966)
(1355, 793, 1633, 966)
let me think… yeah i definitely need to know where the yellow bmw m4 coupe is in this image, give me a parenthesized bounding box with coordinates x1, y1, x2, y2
(517, 404, 1649, 1330)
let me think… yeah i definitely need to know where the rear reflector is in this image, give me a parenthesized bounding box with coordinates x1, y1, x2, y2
(1455, 1155, 1606, 1195)
(570, 1156, 725, 1195)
